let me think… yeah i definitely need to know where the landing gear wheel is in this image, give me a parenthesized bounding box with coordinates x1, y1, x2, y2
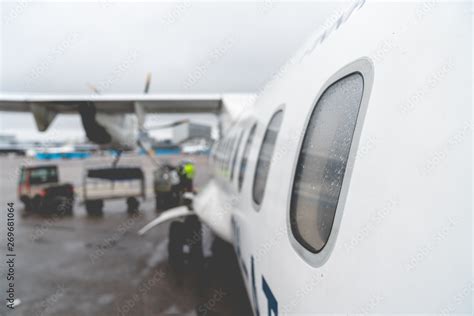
(168, 221, 185, 273)
(86, 199, 103, 217)
(126, 197, 139, 216)
(184, 215, 204, 271)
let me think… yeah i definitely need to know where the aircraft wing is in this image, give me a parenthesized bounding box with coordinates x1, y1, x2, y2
(0, 94, 223, 114)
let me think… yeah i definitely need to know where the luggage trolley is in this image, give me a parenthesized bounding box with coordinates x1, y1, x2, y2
(83, 167, 145, 216)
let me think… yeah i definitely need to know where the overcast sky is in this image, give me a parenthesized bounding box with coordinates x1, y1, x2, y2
(0, 1, 346, 141)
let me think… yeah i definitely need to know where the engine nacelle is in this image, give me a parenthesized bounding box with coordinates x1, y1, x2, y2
(79, 103, 138, 149)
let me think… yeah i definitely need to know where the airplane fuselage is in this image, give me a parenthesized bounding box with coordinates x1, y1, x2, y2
(194, 1, 471, 314)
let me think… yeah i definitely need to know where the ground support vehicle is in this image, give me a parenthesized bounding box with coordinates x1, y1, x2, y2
(83, 167, 145, 216)
(18, 165, 74, 215)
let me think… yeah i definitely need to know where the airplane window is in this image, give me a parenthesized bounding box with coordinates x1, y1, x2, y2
(227, 136, 237, 174)
(221, 139, 228, 171)
(230, 131, 244, 181)
(214, 141, 221, 163)
(252, 110, 284, 205)
(290, 73, 364, 253)
(225, 137, 234, 175)
(238, 124, 257, 192)
(214, 142, 221, 171)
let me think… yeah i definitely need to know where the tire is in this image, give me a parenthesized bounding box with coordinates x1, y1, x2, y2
(54, 196, 74, 216)
(21, 196, 32, 213)
(46, 196, 63, 215)
(126, 197, 139, 215)
(184, 216, 204, 271)
(31, 195, 42, 213)
(168, 221, 185, 271)
(86, 200, 103, 217)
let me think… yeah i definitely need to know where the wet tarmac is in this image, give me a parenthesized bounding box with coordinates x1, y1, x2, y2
(0, 154, 252, 316)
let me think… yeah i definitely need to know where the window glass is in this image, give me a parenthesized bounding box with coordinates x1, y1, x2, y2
(220, 140, 228, 171)
(224, 138, 233, 175)
(290, 73, 364, 253)
(252, 111, 283, 205)
(19, 169, 26, 184)
(29, 167, 58, 184)
(226, 137, 236, 173)
(238, 124, 257, 191)
(215, 142, 222, 173)
(230, 131, 244, 181)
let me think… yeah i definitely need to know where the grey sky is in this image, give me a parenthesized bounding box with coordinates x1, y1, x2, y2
(0, 1, 345, 141)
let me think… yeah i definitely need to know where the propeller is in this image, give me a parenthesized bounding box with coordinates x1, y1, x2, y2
(85, 73, 189, 167)
(144, 72, 152, 94)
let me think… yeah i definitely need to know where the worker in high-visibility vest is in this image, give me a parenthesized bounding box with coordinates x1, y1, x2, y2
(178, 160, 195, 193)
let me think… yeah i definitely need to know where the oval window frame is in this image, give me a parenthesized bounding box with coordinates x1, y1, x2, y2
(286, 58, 374, 267)
(252, 106, 285, 209)
(238, 122, 258, 192)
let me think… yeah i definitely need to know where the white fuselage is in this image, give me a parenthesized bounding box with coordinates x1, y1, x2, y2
(194, 2, 471, 314)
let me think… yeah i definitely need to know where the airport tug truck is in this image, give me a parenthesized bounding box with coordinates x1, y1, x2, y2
(18, 165, 74, 215)
(83, 167, 145, 216)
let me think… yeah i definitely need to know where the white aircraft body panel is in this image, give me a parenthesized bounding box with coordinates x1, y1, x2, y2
(198, 2, 472, 314)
